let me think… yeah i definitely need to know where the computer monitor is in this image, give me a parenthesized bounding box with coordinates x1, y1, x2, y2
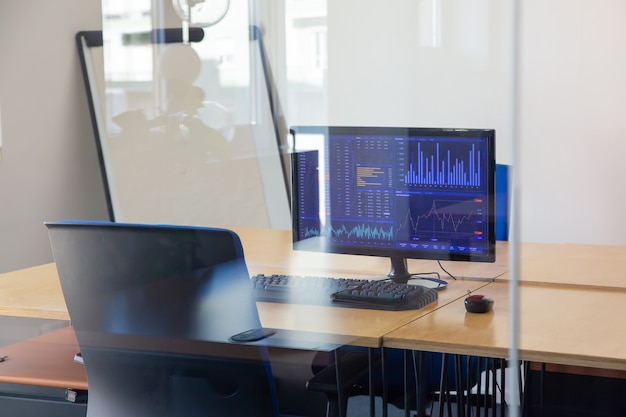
(291, 126, 496, 283)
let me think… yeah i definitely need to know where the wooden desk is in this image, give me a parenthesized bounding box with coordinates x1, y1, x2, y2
(496, 242, 626, 289)
(0, 226, 506, 417)
(0, 262, 490, 349)
(256, 280, 491, 348)
(383, 282, 626, 371)
(0, 326, 86, 389)
(0, 263, 69, 320)
(0, 227, 504, 348)
(0, 224, 504, 411)
(9, 228, 626, 414)
(230, 227, 507, 348)
(0, 326, 87, 417)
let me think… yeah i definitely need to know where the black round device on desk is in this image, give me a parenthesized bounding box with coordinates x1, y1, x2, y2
(464, 294, 494, 313)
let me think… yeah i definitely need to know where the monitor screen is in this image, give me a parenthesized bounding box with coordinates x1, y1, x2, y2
(291, 126, 496, 282)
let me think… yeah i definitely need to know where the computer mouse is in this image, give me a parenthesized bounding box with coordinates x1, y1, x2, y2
(464, 294, 494, 313)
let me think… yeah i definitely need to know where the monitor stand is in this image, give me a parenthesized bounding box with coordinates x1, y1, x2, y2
(387, 256, 448, 290)
(388, 257, 412, 284)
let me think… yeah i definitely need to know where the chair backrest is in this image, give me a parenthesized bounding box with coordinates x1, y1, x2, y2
(46, 220, 278, 417)
(495, 164, 510, 241)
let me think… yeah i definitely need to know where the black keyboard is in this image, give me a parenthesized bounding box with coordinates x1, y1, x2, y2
(250, 274, 438, 311)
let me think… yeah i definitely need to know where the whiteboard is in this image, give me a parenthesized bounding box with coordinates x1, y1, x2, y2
(76, 28, 290, 230)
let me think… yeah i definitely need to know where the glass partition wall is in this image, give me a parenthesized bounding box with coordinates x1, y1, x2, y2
(93, 0, 626, 416)
(96, 0, 520, 415)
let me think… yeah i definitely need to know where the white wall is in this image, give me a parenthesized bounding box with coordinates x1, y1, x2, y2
(327, 0, 514, 168)
(518, 0, 626, 245)
(0, 1, 108, 273)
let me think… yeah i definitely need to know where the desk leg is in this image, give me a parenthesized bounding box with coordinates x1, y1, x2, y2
(437, 353, 454, 417)
(520, 361, 530, 417)
(539, 363, 546, 417)
(488, 358, 495, 414)
(382, 347, 388, 417)
(476, 357, 484, 415)
(454, 355, 465, 417)
(334, 349, 345, 417)
(490, 358, 498, 412)
(368, 348, 375, 417)
(466, 356, 477, 417)
(414, 351, 427, 417)
(403, 349, 411, 417)
(500, 358, 506, 417)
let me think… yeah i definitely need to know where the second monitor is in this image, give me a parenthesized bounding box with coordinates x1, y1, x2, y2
(291, 126, 496, 283)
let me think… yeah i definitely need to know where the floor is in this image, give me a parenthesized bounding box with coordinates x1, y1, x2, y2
(347, 395, 515, 416)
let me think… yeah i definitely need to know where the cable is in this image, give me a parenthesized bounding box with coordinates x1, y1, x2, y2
(437, 260, 457, 280)
(409, 271, 441, 279)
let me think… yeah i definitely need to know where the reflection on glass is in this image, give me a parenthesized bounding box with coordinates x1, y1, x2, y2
(284, 0, 328, 125)
(417, 0, 442, 48)
(95, 1, 289, 228)
(171, 0, 230, 43)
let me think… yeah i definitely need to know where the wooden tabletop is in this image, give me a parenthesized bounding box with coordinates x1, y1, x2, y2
(0, 262, 489, 349)
(0, 263, 69, 320)
(0, 326, 87, 390)
(3, 227, 626, 386)
(231, 227, 510, 281)
(256, 279, 491, 348)
(0, 227, 502, 347)
(236, 227, 507, 348)
(384, 282, 626, 371)
(496, 242, 626, 289)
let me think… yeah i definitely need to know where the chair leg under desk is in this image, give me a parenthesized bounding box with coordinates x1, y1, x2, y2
(335, 349, 346, 417)
(393, 348, 427, 417)
(404, 350, 430, 417)
(434, 355, 527, 417)
(414, 351, 427, 417)
(306, 349, 381, 417)
(403, 349, 411, 417)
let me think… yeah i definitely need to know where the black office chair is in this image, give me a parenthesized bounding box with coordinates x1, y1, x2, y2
(306, 349, 380, 417)
(308, 347, 481, 417)
(46, 221, 281, 417)
(495, 163, 510, 242)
